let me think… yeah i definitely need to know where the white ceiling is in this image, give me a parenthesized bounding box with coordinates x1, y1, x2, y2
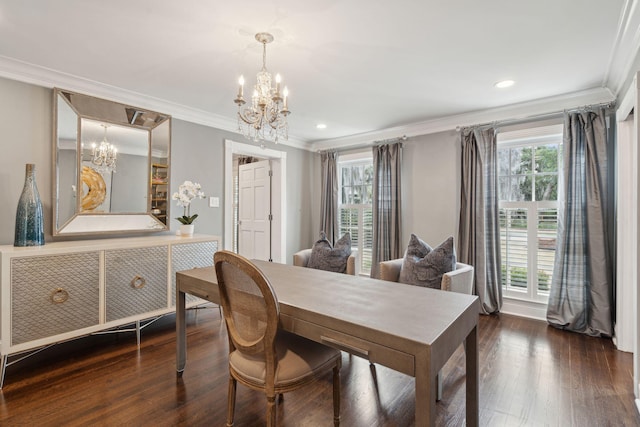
(0, 0, 637, 150)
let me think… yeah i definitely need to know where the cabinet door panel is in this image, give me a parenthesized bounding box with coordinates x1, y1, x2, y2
(11, 252, 100, 345)
(105, 246, 169, 322)
(171, 241, 218, 305)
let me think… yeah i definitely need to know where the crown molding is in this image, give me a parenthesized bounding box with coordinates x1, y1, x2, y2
(605, 0, 640, 95)
(0, 54, 621, 154)
(0, 55, 307, 150)
(310, 86, 615, 152)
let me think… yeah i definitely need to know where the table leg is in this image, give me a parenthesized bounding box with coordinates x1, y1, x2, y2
(465, 325, 479, 427)
(414, 355, 436, 426)
(176, 287, 186, 374)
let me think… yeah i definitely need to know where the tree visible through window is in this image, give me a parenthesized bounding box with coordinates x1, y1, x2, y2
(338, 156, 373, 275)
(498, 127, 562, 303)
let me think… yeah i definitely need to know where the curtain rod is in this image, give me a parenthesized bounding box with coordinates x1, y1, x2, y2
(318, 135, 407, 154)
(456, 100, 615, 132)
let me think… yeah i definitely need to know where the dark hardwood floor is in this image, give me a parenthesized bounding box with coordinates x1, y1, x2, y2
(0, 306, 637, 426)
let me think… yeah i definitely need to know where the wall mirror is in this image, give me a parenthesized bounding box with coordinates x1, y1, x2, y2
(53, 88, 171, 236)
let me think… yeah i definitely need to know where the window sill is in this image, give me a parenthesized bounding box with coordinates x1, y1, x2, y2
(501, 296, 548, 321)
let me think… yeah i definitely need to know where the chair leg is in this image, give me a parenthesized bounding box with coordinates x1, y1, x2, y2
(227, 377, 236, 427)
(266, 394, 277, 427)
(333, 363, 341, 426)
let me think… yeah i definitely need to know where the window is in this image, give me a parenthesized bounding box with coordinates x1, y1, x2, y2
(498, 125, 562, 303)
(338, 153, 374, 275)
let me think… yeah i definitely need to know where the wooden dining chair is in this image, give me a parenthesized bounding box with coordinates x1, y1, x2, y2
(214, 250, 342, 426)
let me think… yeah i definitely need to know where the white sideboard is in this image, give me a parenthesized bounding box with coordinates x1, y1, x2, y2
(0, 234, 220, 387)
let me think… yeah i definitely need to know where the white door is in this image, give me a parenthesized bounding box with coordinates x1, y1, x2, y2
(238, 160, 271, 261)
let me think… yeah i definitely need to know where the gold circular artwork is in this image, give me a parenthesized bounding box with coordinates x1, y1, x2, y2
(81, 166, 107, 211)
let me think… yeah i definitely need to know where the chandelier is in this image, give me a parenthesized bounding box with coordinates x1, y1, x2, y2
(91, 124, 117, 173)
(234, 32, 290, 144)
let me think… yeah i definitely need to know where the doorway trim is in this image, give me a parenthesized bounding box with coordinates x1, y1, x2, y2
(224, 139, 287, 263)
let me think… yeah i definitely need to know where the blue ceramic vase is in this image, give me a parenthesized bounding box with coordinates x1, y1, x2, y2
(14, 163, 45, 247)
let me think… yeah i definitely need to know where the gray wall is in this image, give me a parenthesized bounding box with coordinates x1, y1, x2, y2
(309, 130, 461, 253)
(110, 153, 148, 212)
(401, 130, 460, 248)
(0, 78, 52, 243)
(0, 76, 315, 262)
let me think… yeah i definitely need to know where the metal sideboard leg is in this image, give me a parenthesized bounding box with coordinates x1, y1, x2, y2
(0, 354, 7, 389)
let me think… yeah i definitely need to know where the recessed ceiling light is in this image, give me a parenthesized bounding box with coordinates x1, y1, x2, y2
(316, 123, 327, 129)
(495, 80, 515, 89)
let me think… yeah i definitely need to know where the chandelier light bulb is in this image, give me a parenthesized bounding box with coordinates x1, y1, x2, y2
(283, 87, 289, 109)
(237, 75, 245, 98)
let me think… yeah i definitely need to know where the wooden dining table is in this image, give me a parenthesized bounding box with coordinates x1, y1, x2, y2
(176, 260, 480, 426)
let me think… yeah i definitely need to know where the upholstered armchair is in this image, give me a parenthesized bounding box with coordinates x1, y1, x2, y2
(379, 257, 474, 401)
(293, 248, 359, 276)
(379, 258, 474, 294)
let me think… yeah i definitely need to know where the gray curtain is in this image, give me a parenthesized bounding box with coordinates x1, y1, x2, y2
(320, 151, 339, 245)
(371, 142, 402, 279)
(546, 109, 613, 337)
(458, 127, 502, 314)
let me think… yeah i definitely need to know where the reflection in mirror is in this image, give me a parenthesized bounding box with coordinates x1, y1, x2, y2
(56, 94, 78, 230)
(54, 88, 171, 236)
(79, 119, 148, 214)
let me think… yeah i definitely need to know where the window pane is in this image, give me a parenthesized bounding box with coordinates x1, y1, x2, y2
(535, 144, 559, 173)
(352, 185, 363, 204)
(510, 176, 531, 201)
(358, 185, 368, 204)
(499, 177, 510, 201)
(363, 184, 373, 205)
(341, 167, 351, 186)
(511, 147, 533, 174)
(341, 186, 350, 204)
(351, 166, 362, 186)
(364, 165, 374, 184)
(498, 149, 510, 176)
(535, 175, 558, 201)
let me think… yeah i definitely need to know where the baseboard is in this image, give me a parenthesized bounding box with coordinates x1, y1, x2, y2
(501, 297, 548, 321)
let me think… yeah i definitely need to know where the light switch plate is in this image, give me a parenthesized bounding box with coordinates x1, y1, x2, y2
(209, 196, 219, 208)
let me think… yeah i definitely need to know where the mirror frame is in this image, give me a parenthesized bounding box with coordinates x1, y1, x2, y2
(53, 88, 172, 236)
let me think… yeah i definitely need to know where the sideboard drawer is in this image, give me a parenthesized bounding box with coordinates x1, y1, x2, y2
(171, 241, 218, 305)
(11, 252, 100, 345)
(105, 246, 169, 322)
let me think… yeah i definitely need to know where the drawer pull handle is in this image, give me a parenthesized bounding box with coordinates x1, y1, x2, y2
(131, 276, 146, 289)
(50, 288, 69, 304)
(321, 336, 370, 360)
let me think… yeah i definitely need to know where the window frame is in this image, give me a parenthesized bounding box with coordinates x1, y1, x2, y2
(497, 126, 563, 304)
(337, 151, 373, 276)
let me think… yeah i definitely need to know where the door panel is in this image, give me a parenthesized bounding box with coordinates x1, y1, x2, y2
(238, 160, 271, 261)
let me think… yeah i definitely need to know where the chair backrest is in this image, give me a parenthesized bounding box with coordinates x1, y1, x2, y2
(214, 251, 279, 360)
